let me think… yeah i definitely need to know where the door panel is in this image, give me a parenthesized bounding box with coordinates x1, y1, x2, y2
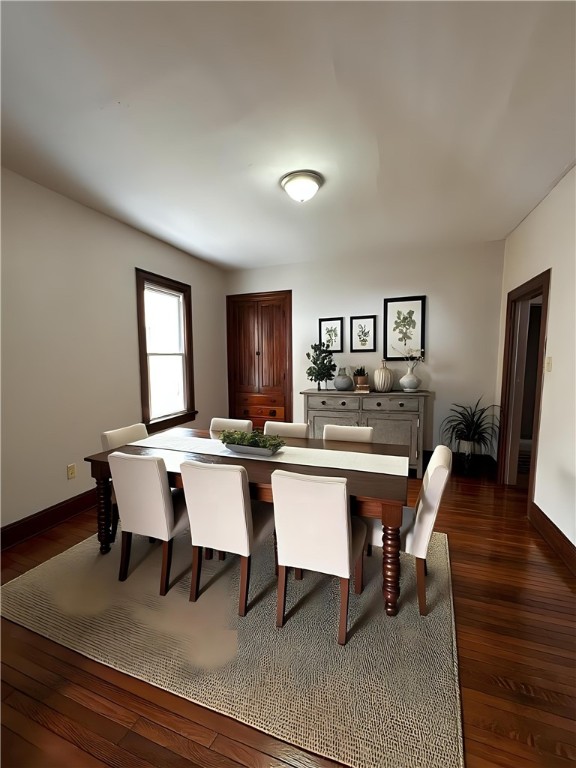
(310, 412, 360, 438)
(364, 414, 418, 463)
(228, 300, 259, 393)
(259, 301, 286, 395)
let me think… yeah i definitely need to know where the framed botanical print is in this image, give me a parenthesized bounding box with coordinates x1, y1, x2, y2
(383, 296, 426, 360)
(318, 317, 343, 352)
(350, 315, 376, 352)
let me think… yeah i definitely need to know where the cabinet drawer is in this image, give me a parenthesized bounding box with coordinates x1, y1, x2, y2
(238, 405, 285, 420)
(307, 395, 360, 411)
(236, 394, 284, 408)
(362, 397, 419, 412)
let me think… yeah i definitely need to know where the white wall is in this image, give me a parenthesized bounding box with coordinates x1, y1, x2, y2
(1, 169, 229, 526)
(226, 242, 505, 450)
(497, 168, 576, 544)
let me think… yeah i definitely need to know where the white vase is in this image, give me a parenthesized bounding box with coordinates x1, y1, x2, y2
(399, 361, 421, 392)
(374, 360, 393, 392)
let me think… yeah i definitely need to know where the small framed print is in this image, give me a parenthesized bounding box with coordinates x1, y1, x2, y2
(384, 295, 426, 360)
(350, 315, 376, 352)
(319, 317, 343, 352)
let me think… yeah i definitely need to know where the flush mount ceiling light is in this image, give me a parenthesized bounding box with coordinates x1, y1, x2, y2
(279, 170, 324, 203)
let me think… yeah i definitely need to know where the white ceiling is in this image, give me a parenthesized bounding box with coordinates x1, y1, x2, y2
(2, 2, 575, 270)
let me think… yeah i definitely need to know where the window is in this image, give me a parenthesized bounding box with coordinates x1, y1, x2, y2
(136, 269, 196, 430)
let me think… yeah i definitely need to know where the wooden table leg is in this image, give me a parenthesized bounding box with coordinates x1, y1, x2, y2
(96, 478, 113, 554)
(382, 524, 401, 615)
(380, 501, 402, 616)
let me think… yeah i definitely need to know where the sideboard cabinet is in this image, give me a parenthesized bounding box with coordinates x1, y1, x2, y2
(301, 389, 432, 478)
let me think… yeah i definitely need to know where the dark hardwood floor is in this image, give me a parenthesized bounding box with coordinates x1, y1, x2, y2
(2, 474, 575, 767)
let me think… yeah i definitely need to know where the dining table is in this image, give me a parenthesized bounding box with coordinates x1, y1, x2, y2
(84, 427, 409, 615)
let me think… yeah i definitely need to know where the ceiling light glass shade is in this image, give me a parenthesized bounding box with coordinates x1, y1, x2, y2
(280, 170, 324, 202)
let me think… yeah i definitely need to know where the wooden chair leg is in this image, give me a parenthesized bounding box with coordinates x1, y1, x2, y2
(338, 577, 350, 645)
(111, 503, 120, 542)
(190, 545, 202, 602)
(239, 555, 251, 616)
(276, 565, 287, 628)
(118, 531, 132, 581)
(354, 551, 364, 595)
(416, 557, 427, 615)
(366, 543, 373, 557)
(218, 551, 226, 561)
(204, 548, 213, 560)
(160, 539, 173, 596)
(294, 568, 303, 580)
(424, 559, 428, 576)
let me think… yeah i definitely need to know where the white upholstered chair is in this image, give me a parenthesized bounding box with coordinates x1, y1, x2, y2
(108, 452, 189, 596)
(209, 418, 253, 439)
(101, 423, 149, 539)
(101, 423, 148, 451)
(271, 470, 367, 645)
(180, 460, 275, 616)
(322, 423, 376, 554)
(323, 424, 374, 442)
(264, 421, 309, 438)
(394, 444, 452, 615)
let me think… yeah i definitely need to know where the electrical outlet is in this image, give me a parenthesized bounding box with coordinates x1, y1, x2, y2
(67, 463, 76, 480)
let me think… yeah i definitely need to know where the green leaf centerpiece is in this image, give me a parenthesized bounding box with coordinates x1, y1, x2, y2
(220, 429, 285, 457)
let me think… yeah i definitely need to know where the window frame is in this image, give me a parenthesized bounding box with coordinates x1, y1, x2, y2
(135, 268, 197, 432)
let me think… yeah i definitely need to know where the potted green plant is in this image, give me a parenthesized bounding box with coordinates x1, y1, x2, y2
(353, 366, 369, 389)
(306, 342, 337, 390)
(440, 397, 499, 471)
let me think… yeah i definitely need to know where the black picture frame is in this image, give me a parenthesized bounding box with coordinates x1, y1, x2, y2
(350, 315, 376, 352)
(318, 317, 343, 352)
(383, 296, 426, 360)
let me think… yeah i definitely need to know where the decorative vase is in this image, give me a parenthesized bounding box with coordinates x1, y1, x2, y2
(374, 360, 393, 393)
(334, 367, 354, 391)
(399, 361, 420, 392)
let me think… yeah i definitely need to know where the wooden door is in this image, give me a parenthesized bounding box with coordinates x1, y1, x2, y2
(227, 291, 292, 426)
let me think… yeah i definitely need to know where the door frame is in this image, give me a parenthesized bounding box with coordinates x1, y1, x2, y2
(497, 269, 550, 506)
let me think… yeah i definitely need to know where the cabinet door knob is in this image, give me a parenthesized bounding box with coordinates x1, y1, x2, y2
(269, 409, 276, 417)
(321, 400, 327, 406)
(376, 402, 381, 407)
(340, 401, 346, 406)
(399, 402, 405, 407)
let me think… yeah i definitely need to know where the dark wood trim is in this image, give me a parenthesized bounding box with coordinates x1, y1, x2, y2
(147, 409, 198, 433)
(497, 269, 550, 506)
(529, 500, 576, 577)
(1, 489, 97, 551)
(135, 268, 195, 427)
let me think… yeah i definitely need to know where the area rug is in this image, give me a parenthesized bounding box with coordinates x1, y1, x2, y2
(1, 530, 464, 768)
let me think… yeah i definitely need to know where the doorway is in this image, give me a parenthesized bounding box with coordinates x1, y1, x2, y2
(498, 270, 550, 502)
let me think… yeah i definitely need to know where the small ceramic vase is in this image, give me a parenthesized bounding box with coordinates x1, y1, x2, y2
(374, 360, 393, 393)
(399, 361, 421, 392)
(334, 367, 354, 391)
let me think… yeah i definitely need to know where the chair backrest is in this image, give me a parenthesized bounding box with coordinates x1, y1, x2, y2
(180, 460, 253, 556)
(209, 418, 253, 438)
(323, 424, 373, 442)
(108, 452, 175, 540)
(404, 445, 452, 559)
(264, 421, 309, 438)
(271, 470, 352, 579)
(102, 423, 148, 451)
